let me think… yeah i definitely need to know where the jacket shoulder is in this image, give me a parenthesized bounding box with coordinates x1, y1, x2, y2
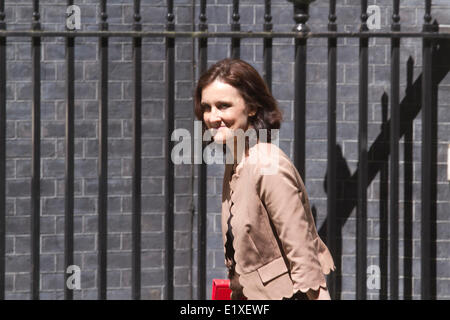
(246, 142, 294, 176)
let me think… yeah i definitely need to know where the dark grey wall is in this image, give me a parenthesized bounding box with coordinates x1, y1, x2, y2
(2, 0, 450, 300)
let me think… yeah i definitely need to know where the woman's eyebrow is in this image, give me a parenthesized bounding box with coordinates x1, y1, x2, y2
(201, 100, 231, 106)
(217, 100, 231, 104)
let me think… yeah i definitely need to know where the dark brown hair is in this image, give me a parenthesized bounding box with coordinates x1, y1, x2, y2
(194, 58, 283, 136)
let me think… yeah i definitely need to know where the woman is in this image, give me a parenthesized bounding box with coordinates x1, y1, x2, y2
(194, 58, 335, 300)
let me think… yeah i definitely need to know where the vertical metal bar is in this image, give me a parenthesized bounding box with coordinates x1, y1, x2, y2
(292, 1, 310, 181)
(421, 0, 433, 300)
(231, 0, 240, 59)
(403, 56, 415, 300)
(190, 0, 196, 301)
(64, 0, 75, 301)
(356, 0, 368, 300)
(389, 0, 400, 300)
(165, 0, 175, 300)
(380, 92, 389, 300)
(31, 0, 41, 300)
(98, 0, 108, 300)
(263, 0, 272, 90)
(197, 0, 208, 301)
(429, 24, 438, 300)
(132, 0, 142, 301)
(326, 0, 337, 301)
(0, 0, 5, 301)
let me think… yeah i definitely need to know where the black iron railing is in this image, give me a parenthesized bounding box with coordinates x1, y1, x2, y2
(0, 0, 447, 300)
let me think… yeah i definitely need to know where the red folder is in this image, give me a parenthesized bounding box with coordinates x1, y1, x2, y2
(211, 279, 232, 300)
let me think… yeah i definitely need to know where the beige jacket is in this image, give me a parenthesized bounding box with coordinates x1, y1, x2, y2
(221, 142, 335, 300)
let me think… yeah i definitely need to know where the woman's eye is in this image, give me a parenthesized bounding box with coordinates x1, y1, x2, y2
(219, 104, 229, 109)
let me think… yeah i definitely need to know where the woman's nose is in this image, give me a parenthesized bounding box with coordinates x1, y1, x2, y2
(209, 106, 222, 122)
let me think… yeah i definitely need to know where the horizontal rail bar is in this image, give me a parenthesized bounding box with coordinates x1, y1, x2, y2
(1, 30, 450, 38)
(439, 25, 450, 33)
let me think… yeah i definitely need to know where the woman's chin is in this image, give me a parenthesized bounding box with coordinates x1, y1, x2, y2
(212, 134, 226, 144)
(212, 132, 233, 145)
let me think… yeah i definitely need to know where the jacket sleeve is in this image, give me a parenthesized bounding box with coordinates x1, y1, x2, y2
(254, 154, 330, 294)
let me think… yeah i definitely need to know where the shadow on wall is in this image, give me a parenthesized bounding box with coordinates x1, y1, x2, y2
(319, 39, 450, 299)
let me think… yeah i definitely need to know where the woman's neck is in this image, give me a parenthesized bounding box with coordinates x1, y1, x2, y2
(226, 126, 259, 168)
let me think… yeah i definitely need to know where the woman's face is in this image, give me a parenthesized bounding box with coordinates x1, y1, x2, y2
(201, 79, 254, 144)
